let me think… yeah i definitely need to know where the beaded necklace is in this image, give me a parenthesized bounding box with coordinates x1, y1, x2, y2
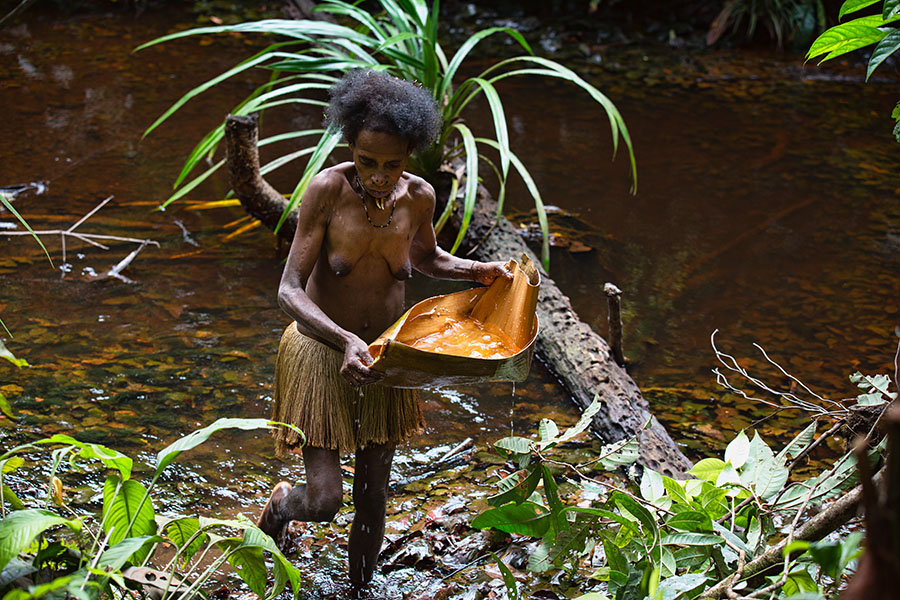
(354, 174, 397, 228)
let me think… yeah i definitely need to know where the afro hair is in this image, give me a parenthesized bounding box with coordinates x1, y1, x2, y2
(323, 69, 442, 153)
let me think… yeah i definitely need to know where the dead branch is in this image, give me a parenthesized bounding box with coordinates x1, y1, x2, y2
(710, 329, 847, 417)
(0, 195, 159, 280)
(604, 283, 624, 367)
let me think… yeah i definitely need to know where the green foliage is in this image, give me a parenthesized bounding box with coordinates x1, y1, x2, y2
(808, 0, 900, 82)
(472, 375, 892, 600)
(137, 0, 637, 269)
(0, 418, 303, 600)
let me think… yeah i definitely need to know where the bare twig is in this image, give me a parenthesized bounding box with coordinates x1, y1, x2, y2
(724, 550, 745, 600)
(787, 420, 843, 473)
(0, 197, 158, 282)
(67, 196, 113, 234)
(710, 330, 845, 417)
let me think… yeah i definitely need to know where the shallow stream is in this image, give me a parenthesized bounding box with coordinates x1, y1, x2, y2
(1, 4, 898, 598)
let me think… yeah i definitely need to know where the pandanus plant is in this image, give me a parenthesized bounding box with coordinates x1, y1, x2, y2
(137, 0, 637, 268)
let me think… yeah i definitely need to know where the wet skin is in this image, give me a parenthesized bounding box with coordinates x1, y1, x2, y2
(274, 128, 509, 587)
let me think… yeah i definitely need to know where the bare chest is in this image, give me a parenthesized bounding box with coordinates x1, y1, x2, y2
(323, 195, 419, 280)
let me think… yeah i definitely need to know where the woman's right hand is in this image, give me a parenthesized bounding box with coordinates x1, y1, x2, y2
(341, 336, 383, 387)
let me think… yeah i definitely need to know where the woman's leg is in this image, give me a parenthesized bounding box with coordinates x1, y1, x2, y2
(348, 443, 395, 587)
(258, 446, 343, 544)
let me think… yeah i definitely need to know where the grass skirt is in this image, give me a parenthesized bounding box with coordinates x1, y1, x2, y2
(271, 322, 424, 456)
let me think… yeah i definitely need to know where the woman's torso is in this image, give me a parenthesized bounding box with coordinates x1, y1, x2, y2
(305, 163, 428, 344)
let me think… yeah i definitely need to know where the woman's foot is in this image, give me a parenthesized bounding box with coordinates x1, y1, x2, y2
(257, 481, 292, 549)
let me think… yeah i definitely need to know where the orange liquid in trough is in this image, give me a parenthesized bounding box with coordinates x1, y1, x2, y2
(410, 314, 520, 359)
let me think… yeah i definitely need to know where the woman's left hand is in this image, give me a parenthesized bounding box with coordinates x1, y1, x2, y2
(471, 261, 513, 286)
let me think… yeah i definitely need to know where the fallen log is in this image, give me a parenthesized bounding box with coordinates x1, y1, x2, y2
(224, 113, 692, 476)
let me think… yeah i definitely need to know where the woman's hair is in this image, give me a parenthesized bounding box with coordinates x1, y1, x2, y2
(323, 69, 442, 153)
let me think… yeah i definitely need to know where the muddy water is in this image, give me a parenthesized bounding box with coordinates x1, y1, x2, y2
(466, 51, 900, 451)
(1, 5, 899, 597)
(0, 8, 570, 517)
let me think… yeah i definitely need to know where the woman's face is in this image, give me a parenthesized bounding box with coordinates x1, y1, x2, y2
(349, 129, 412, 199)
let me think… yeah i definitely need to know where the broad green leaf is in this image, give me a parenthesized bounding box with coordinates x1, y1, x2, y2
(662, 476, 691, 505)
(839, 0, 881, 19)
(155, 417, 272, 474)
(660, 533, 724, 546)
(102, 476, 156, 552)
(715, 463, 742, 492)
(783, 565, 818, 595)
(598, 438, 640, 471)
(0, 509, 81, 572)
(724, 430, 750, 468)
(36, 435, 132, 480)
(489, 552, 519, 599)
(227, 544, 268, 598)
(612, 492, 658, 546)
(807, 16, 893, 62)
(712, 522, 751, 556)
(673, 546, 709, 569)
(494, 436, 532, 456)
(659, 545, 676, 578)
(163, 516, 207, 565)
(538, 419, 559, 445)
(573, 594, 610, 600)
(603, 538, 628, 574)
(488, 467, 541, 507)
(242, 524, 303, 599)
(470, 501, 550, 537)
(656, 573, 709, 600)
(886, 0, 900, 19)
(665, 511, 713, 533)
(3, 484, 25, 510)
(541, 465, 565, 533)
(0, 392, 15, 420)
(689, 458, 726, 482)
(698, 483, 729, 518)
(776, 421, 817, 462)
(526, 541, 551, 572)
(544, 516, 595, 569)
(97, 535, 163, 571)
(1, 457, 23, 474)
(740, 432, 789, 501)
(640, 469, 665, 502)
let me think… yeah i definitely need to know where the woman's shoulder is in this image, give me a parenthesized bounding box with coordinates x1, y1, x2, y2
(312, 163, 353, 192)
(403, 172, 436, 203)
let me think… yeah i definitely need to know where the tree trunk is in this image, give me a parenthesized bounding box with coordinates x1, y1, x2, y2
(224, 113, 692, 477)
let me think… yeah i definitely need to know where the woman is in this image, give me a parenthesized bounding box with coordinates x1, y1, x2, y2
(256, 69, 509, 589)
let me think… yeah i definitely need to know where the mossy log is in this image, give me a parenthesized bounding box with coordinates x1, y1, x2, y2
(224, 113, 692, 476)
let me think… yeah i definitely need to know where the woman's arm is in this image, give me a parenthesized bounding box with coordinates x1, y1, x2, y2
(409, 182, 511, 285)
(277, 172, 382, 386)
